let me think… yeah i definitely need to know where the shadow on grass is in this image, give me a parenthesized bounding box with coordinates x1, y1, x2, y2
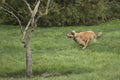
(74, 41, 120, 54)
(0, 69, 26, 78)
(33, 67, 93, 78)
(0, 67, 93, 78)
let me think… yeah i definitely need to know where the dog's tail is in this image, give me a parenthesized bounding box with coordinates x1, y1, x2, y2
(94, 32, 102, 42)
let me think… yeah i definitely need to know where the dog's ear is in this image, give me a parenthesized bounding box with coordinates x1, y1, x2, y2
(71, 30, 76, 35)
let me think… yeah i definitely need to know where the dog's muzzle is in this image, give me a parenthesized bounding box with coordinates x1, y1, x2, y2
(67, 34, 73, 38)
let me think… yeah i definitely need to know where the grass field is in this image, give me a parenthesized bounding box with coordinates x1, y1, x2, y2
(0, 20, 120, 80)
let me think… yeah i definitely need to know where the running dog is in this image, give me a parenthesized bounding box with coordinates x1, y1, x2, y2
(67, 30, 102, 49)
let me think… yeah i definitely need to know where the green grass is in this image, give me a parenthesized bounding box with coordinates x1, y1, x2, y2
(0, 19, 120, 80)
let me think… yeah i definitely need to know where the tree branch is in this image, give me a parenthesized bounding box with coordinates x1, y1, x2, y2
(23, 0, 32, 13)
(22, 0, 41, 43)
(44, 0, 51, 15)
(38, 10, 43, 16)
(1, 6, 23, 33)
(32, 0, 41, 17)
(4, 3, 24, 20)
(35, 15, 41, 25)
(21, 18, 32, 43)
(36, 0, 51, 23)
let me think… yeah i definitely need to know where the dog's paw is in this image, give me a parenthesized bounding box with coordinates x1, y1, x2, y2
(82, 47, 86, 49)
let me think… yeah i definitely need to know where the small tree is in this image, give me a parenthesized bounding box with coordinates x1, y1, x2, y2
(0, 0, 51, 77)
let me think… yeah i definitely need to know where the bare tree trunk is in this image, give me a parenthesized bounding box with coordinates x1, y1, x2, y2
(25, 30, 32, 77)
(1, 0, 51, 77)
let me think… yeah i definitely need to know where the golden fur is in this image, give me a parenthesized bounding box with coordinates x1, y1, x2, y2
(67, 30, 102, 49)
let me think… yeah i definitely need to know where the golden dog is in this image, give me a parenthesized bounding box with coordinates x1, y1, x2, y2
(67, 30, 102, 49)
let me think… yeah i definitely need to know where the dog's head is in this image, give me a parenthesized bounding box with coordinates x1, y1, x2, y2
(67, 30, 76, 38)
(98, 32, 102, 37)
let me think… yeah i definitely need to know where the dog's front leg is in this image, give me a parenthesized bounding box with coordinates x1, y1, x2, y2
(79, 40, 86, 49)
(82, 39, 90, 49)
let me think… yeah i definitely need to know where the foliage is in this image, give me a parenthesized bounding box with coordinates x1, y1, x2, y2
(0, 0, 120, 26)
(109, 0, 120, 18)
(0, 20, 120, 80)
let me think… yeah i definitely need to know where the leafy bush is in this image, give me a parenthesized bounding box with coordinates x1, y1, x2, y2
(0, 0, 120, 26)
